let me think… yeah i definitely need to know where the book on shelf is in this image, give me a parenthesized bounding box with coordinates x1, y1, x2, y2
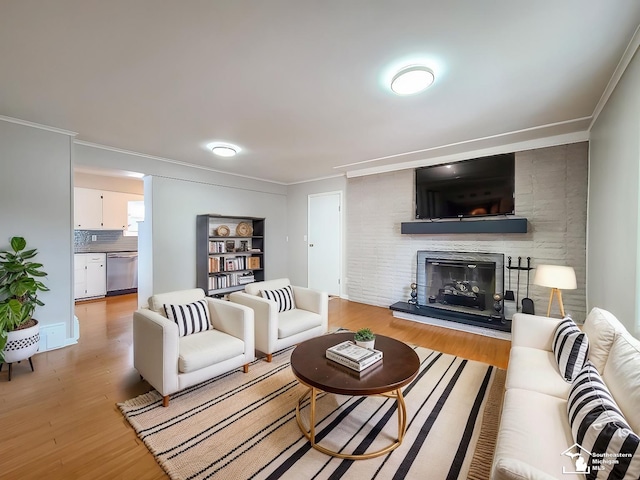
(325, 341, 383, 372)
(247, 257, 261, 269)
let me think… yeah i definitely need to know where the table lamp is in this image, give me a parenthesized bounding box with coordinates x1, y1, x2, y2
(533, 265, 577, 317)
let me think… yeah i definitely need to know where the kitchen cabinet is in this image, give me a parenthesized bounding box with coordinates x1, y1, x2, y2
(74, 188, 143, 230)
(74, 253, 107, 299)
(74, 188, 103, 229)
(103, 191, 133, 230)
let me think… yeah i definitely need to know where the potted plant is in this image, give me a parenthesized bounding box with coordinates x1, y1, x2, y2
(354, 328, 376, 349)
(0, 236, 48, 375)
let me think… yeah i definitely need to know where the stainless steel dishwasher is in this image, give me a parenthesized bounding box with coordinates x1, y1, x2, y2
(106, 252, 138, 295)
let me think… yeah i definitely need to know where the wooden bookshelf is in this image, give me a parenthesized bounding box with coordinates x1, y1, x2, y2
(196, 214, 265, 297)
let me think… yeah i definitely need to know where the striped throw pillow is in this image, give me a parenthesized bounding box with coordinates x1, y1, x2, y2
(567, 363, 640, 479)
(552, 316, 589, 382)
(261, 285, 296, 312)
(164, 299, 212, 337)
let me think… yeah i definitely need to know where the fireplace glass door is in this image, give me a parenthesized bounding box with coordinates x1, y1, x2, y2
(425, 259, 496, 316)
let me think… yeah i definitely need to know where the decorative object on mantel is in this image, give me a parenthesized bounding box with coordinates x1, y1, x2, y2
(236, 221, 253, 237)
(0, 236, 49, 380)
(216, 225, 230, 237)
(408, 282, 418, 305)
(533, 264, 577, 317)
(492, 293, 503, 316)
(354, 328, 376, 349)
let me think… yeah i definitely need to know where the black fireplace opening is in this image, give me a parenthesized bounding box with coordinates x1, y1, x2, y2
(425, 259, 495, 316)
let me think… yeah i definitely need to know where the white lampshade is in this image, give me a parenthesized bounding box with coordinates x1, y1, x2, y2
(533, 265, 577, 290)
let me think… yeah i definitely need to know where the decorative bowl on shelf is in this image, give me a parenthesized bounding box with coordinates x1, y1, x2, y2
(236, 222, 253, 237)
(216, 225, 230, 236)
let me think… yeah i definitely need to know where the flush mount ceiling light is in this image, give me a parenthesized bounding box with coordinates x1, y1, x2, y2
(390, 65, 435, 95)
(208, 143, 241, 157)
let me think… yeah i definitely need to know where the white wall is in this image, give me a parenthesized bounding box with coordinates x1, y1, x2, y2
(347, 143, 589, 320)
(286, 176, 347, 290)
(588, 49, 640, 336)
(144, 175, 287, 299)
(0, 119, 75, 341)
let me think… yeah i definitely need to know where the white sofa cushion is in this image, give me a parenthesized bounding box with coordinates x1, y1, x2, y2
(261, 285, 296, 312)
(164, 299, 212, 337)
(244, 278, 290, 296)
(506, 346, 572, 399)
(148, 288, 206, 316)
(493, 388, 579, 479)
(277, 309, 322, 339)
(178, 329, 244, 373)
(582, 307, 627, 373)
(492, 458, 561, 480)
(552, 317, 589, 382)
(603, 333, 640, 433)
(567, 362, 640, 479)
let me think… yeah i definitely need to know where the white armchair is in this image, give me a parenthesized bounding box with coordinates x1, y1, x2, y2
(229, 278, 328, 362)
(133, 288, 255, 407)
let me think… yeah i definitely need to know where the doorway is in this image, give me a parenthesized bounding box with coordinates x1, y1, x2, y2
(307, 191, 342, 296)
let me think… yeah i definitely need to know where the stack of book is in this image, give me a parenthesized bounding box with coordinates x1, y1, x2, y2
(326, 341, 383, 372)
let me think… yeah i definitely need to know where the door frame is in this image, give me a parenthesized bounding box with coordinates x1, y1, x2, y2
(307, 190, 343, 297)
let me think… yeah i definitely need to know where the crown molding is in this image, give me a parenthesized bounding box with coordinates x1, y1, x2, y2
(0, 114, 77, 136)
(74, 140, 289, 186)
(346, 130, 590, 178)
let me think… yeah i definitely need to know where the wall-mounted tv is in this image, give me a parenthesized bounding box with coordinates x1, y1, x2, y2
(415, 153, 515, 220)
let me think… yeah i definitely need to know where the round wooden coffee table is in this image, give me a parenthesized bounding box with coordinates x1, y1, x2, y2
(290, 332, 420, 460)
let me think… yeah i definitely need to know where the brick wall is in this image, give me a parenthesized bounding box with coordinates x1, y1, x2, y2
(346, 142, 589, 320)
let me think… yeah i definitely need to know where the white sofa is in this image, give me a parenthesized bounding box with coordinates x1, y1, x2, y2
(228, 278, 328, 362)
(492, 308, 640, 479)
(133, 289, 255, 406)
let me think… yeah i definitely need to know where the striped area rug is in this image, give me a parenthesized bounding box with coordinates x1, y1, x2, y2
(119, 344, 505, 480)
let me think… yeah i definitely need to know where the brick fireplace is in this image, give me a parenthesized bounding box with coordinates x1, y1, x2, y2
(348, 142, 588, 324)
(390, 250, 511, 335)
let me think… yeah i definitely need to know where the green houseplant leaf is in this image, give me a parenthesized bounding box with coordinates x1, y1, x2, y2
(354, 328, 375, 342)
(0, 236, 48, 362)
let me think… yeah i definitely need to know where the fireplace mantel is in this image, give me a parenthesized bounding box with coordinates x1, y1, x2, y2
(401, 216, 527, 234)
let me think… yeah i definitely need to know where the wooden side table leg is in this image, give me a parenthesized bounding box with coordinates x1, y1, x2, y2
(28, 357, 34, 372)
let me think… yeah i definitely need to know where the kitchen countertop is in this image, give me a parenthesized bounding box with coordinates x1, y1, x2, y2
(74, 250, 138, 254)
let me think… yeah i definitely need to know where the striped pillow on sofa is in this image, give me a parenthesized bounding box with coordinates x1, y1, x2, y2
(567, 362, 640, 479)
(552, 316, 589, 382)
(164, 299, 212, 337)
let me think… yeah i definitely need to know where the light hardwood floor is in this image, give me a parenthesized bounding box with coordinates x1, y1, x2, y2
(0, 294, 510, 479)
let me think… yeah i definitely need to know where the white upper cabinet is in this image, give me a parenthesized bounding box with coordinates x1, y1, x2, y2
(74, 188, 143, 231)
(74, 188, 103, 229)
(102, 191, 130, 230)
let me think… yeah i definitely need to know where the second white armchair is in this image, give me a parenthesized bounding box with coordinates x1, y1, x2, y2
(229, 278, 328, 362)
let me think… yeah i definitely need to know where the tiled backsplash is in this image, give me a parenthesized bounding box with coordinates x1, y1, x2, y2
(74, 230, 138, 253)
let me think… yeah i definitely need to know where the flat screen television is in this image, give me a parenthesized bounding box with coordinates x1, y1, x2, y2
(415, 153, 515, 219)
